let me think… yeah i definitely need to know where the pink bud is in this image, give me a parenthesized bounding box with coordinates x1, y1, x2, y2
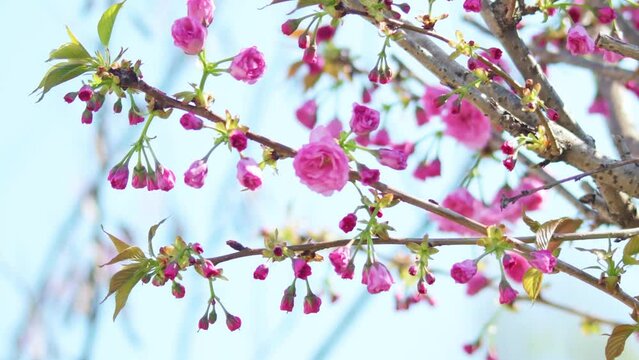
(295, 99, 317, 129)
(236, 158, 263, 191)
(229, 130, 248, 152)
(107, 164, 129, 190)
(329, 246, 351, 275)
(463, 0, 481, 12)
(597, 7, 616, 24)
(172, 282, 186, 299)
(198, 315, 209, 330)
(503, 251, 530, 283)
(316, 25, 336, 43)
(358, 165, 380, 186)
(281, 19, 300, 35)
(146, 173, 159, 191)
(372, 129, 391, 146)
(566, 25, 595, 56)
(341, 262, 355, 280)
(415, 106, 429, 126)
(128, 108, 144, 125)
(366, 262, 394, 294)
(191, 242, 204, 254)
(184, 160, 208, 189)
(498, 279, 519, 304)
(253, 264, 269, 280)
(229, 46, 266, 85)
(408, 265, 418, 276)
(368, 68, 380, 83)
(201, 259, 220, 278)
(303, 292, 322, 314)
(298, 34, 310, 49)
(156, 164, 176, 191)
(180, 112, 203, 130)
(450, 259, 477, 284)
(417, 280, 427, 294)
(377, 148, 408, 170)
(568, 6, 581, 22)
(225, 314, 242, 331)
(293, 258, 312, 279)
(413, 159, 441, 181)
(132, 165, 148, 189)
(350, 103, 380, 135)
(187, 0, 215, 27)
(426, 272, 436, 285)
(546, 108, 559, 121)
(303, 45, 317, 64)
(81, 109, 93, 124)
(280, 285, 296, 312)
(164, 262, 179, 281)
(113, 99, 123, 113)
(463, 343, 480, 354)
(500, 140, 516, 155)
(339, 213, 357, 233)
(78, 85, 93, 102)
(503, 156, 516, 171)
(64, 92, 78, 103)
(487, 47, 503, 60)
(171, 16, 207, 55)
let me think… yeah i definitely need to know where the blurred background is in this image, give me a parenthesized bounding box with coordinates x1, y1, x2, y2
(2, 0, 639, 359)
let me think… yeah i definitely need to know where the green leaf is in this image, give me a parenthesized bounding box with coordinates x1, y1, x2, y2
(66, 25, 81, 44)
(147, 217, 168, 256)
(522, 267, 543, 301)
(47, 42, 91, 62)
(102, 264, 140, 302)
(98, 1, 126, 47)
(100, 246, 146, 267)
(605, 324, 636, 360)
(101, 225, 133, 253)
(32, 61, 90, 102)
(623, 235, 639, 265)
(522, 211, 541, 232)
(112, 267, 146, 320)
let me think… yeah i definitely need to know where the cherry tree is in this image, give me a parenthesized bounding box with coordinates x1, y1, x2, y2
(29, 0, 639, 358)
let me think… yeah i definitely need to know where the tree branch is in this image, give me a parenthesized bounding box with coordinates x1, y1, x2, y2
(596, 34, 639, 61)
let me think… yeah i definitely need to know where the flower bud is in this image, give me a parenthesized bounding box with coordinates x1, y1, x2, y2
(164, 262, 179, 281)
(229, 130, 248, 152)
(253, 264, 269, 280)
(171, 282, 186, 299)
(107, 164, 129, 190)
(180, 112, 203, 130)
(198, 315, 209, 330)
(81, 109, 93, 124)
(128, 108, 144, 125)
(280, 284, 296, 312)
(338, 213, 357, 233)
(78, 85, 93, 102)
(281, 19, 301, 35)
(225, 314, 242, 332)
(64, 92, 78, 103)
(303, 291, 322, 314)
(132, 165, 148, 189)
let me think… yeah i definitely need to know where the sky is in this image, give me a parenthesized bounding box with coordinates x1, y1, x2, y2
(1, 0, 639, 359)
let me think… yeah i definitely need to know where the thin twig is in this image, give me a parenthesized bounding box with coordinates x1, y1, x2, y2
(502, 158, 639, 209)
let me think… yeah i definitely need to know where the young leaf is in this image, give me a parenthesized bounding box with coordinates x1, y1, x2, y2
(623, 235, 639, 265)
(112, 266, 146, 320)
(102, 264, 141, 302)
(47, 43, 91, 62)
(33, 61, 90, 102)
(100, 246, 146, 267)
(605, 324, 636, 360)
(535, 217, 570, 250)
(101, 225, 133, 253)
(98, 1, 126, 47)
(147, 217, 168, 256)
(522, 267, 543, 301)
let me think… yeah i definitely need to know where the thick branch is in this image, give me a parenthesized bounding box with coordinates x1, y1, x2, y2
(596, 34, 639, 61)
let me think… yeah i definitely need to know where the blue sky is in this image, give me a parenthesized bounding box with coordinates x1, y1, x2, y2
(1, 1, 639, 359)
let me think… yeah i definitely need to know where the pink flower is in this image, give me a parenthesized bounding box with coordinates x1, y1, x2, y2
(529, 249, 557, 273)
(225, 314, 242, 331)
(597, 7, 616, 24)
(108, 164, 129, 190)
(253, 264, 269, 280)
(180, 112, 203, 130)
(466, 273, 489, 295)
(502, 252, 530, 283)
(588, 96, 610, 118)
(349, 103, 380, 135)
(329, 247, 351, 275)
(568, 6, 581, 22)
(229, 130, 248, 152)
(463, 0, 481, 12)
(421, 85, 448, 117)
(602, 49, 624, 63)
(566, 25, 595, 56)
(78, 85, 93, 102)
(164, 262, 179, 280)
(295, 100, 317, 129)
(339, 213, 357, 233)
(325, 118, 343, 138)
(236, 158, 262, 190)
(413, 159, 441, 180)
(303, 45, 318, 64)
(450, 259, 477, 284)
(366, 262, 394, 294)
(415, 107, 429, 126)
(377, 148, 407, 170)
(293, 136, 349, 196)
(433, 188, 481, 235)
(371, 129, 391, 146)
(229, 47, 266, 84)
(293, 258, 312, 279)
(128, 109, 144, 125)
(171, 16, 207, 55)
(498, 280, 518, 304)
(358, 165, 380, 186)
(184, 160, 208, 189)
(156, 165, 176, 191)
(303, 292, 322, 314)
(442, 99, 491, 149)
(191, 243, 204, 254)
(132, 165, 148, 189)
(172, 282, 186, 299)
(187, 0, 215, 27)
(463, 343, 480, 354)
(280, 285, 296, 312)
(341, 262, 355, 280)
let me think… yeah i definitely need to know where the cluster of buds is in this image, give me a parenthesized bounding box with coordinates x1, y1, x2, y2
(108, 161, 176, 191)
(394, 291, 435, 311)
(64, 84, 105, 124)
(521, 79, 544, 112)
(500, 139, 518, 172)
(406, 238, 438, 296)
